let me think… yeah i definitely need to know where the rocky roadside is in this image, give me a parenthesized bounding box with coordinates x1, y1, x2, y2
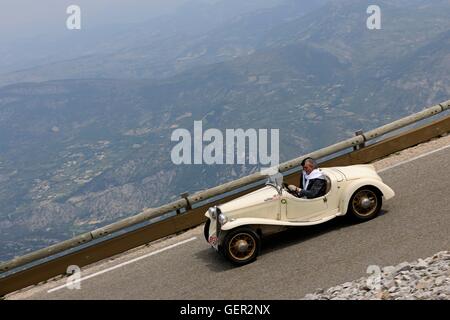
(303, 251, 450, 300)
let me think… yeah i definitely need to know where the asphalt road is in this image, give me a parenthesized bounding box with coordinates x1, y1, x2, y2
(22, 144, 450, 299)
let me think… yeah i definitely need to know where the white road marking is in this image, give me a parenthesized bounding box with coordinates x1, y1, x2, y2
(378, 143, 450, 173)
(47, 236, 197, 293)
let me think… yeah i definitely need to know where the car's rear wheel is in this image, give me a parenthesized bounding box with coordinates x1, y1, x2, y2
(347, 187, 382, 221)
(223, 227, 260, 265)
(203, 219, 211, 242)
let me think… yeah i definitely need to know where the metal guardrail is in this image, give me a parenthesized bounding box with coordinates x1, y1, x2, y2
(0, 100, 449, 275)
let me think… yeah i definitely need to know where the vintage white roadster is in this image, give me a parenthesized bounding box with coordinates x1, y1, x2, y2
(204, 164, 395, 265)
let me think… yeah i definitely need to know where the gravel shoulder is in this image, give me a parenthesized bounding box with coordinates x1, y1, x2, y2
(303, 251, 450, 300)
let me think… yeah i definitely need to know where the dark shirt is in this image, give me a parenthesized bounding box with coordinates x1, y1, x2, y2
(297, 172, 327, 199)
(298, 178, 327, 199)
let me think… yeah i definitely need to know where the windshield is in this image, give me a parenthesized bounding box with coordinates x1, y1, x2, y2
(265, 172, 284, 194)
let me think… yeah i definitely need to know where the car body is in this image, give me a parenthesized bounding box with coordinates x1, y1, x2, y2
(204, 164, 395, 265)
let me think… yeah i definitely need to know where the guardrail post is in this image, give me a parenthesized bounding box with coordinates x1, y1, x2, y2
(180, 192, 192, 211)
(354, 129, 366, 150)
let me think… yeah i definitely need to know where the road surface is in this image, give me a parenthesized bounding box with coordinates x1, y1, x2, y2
(9, 141, 450, 300)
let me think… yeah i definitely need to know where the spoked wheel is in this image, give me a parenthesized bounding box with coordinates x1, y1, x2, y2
(223, 227, 260, 265)
(347, 187, 382, 221)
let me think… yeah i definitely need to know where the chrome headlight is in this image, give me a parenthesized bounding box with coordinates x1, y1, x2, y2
(218, 213, 228, 225)
(208, 206, 217, 219)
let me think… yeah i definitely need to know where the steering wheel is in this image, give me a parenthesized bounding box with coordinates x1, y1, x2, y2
(283, 182, 298, 196)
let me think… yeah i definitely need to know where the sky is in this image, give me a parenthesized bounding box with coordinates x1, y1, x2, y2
(0, 0, 190, 41)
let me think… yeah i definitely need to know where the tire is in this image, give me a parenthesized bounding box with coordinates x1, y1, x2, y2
(347, 187, 382, 221)
(223, 227, 261, 266)
(204, 219, 211, 242)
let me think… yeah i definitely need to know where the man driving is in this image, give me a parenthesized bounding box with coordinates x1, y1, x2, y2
(288, 158, 327, 199)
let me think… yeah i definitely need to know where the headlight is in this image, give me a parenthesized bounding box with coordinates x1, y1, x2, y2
(218, 213, 228, 225)
(208, 206, 217, 219)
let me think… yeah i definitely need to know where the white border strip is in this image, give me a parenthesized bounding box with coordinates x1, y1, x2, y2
(47, 236, 197, 293)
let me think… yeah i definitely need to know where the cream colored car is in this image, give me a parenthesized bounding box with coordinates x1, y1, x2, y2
(204, 164, 395, 265)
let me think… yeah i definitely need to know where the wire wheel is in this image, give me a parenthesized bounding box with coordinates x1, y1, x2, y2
(223, 227, 260, 265)
(348, 187, 382, 221)
(228, 233, 256, 261)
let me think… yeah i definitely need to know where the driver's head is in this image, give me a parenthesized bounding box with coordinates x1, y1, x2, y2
(301, 157, 310, 169)
(303, 158, 317, 175)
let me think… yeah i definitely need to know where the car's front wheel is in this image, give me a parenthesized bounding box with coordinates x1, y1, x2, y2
(347, 187, 382, 221)
(223, 227, 261, 265)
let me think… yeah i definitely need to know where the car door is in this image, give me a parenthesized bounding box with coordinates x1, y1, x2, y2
(282, 192, 329, 221)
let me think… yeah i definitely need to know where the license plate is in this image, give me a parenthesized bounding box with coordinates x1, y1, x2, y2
(208, 235, 218, 250)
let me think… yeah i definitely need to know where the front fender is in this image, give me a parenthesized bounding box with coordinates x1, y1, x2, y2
(340, 178, 395, 214)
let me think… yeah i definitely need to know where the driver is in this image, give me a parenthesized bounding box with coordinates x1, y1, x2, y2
(288, 158, 327, 199)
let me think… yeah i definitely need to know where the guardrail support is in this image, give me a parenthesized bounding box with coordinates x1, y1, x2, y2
(354, 130, 366, 150)
(180, 192, 192, 211)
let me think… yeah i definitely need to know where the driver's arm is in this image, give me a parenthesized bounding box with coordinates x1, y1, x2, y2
(288, 185, 302, 196)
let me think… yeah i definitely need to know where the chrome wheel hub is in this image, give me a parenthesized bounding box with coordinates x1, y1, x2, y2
(360, 197, 372, 209)
(236, 240, 249, 253)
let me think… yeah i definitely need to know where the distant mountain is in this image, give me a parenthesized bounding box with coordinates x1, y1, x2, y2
(0, 0, 449, 261)
(0, 0, 287, 74)
(0, 0, 326, 86)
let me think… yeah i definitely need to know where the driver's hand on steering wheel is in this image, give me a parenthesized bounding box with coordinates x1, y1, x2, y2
(288, 185, 300, 193)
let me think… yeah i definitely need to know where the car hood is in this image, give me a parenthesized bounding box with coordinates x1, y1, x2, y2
(218, 185, 279, 213)
(334, 164, 381, 181)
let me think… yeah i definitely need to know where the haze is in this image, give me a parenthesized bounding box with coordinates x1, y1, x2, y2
(0, 0, 190, 42)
